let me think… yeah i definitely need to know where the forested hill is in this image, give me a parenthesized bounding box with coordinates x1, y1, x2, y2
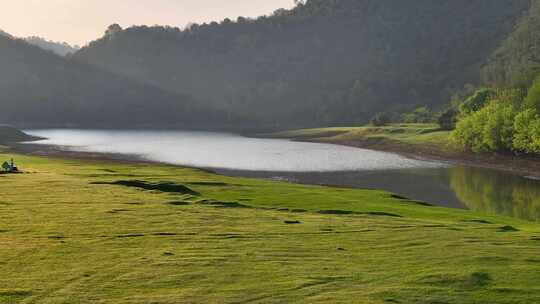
(0, 35, 227, 128)
(0, 30, 79, 56)
(73, 0, 530, 127)
(24, 36, 79, 56)
(482, 0, 540, 88)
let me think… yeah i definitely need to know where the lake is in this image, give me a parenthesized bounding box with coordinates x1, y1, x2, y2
(26, 129, 540, 221)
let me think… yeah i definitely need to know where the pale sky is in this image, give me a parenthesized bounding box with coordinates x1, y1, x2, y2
(0, 0, 294, 46)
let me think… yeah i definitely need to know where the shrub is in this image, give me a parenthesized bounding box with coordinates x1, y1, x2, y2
(481, 101, 516, 151)
(437, 108, 459, 130)
(370, 112, 393, 126)
(452, 100, 516, 152)
(452, 108, 489, 152)
(452, 82, 539, 155)
(401, 106, 433, 123)
(459, 88, 496, 115)
(524, 75, 540, 111)
(513, 109, 540, 153)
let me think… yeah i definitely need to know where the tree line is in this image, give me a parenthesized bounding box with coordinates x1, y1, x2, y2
(73, 0, 529, 128)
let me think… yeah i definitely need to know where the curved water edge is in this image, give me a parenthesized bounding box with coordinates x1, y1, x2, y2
(25, 129, 444, 172)
(24, 129, 540, 221)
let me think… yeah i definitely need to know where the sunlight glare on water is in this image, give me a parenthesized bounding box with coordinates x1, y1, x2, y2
(26, 129, 444, 172)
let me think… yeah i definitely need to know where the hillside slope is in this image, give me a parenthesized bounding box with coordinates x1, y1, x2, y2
(483, 0, 540, 87)
(0, 126, 40, 144)
(0, 29, 12, 38)
(74, 0, 530, 127)
(0, 36, 226, 128)
(1, 29, 80, 56)
(24, 36, 79, 56)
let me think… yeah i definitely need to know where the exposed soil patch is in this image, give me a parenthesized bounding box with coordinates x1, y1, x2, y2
(465, 219, 494, 224)
(0, 290, 32, 297)
(391, 194, 433, 207)
(187, 182, 230, 186)
(168, 201, 190, 206)
(418, 272, 492, 290)
(498, 226, 519, 232)
(365, 211, 402, 218)
(106, 209, 133, 214)
(197, 200, 251, 209)
(47, 236, 66, 240)
(318, 209, 402, 217)
(318, 210, 355, 215)
(116, 234, 145, 238)
(92, 180, 199, 195)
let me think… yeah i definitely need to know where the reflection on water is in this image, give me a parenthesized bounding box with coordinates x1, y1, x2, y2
(222, 166, 540, 221)
(450, 166, 540, 221)
(24, 129, 540, 221)
(217, 168, 467, 209)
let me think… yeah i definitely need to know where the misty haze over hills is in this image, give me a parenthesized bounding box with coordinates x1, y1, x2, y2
(0, 28, 13, 38)
(0, 35, 229, 128)
(1, 0, 539, 129)
(24, 36, 79, 56)
(0, 28, 79, 56)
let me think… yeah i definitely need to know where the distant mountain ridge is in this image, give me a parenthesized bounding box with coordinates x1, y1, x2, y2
(0, 29, 79, 56)
(73, 0, 531, 127)
(24, 36, 79, 56)
(0, 34, 229, 128)
(1, 0, 538, 129)
(0, 29, 12, 38)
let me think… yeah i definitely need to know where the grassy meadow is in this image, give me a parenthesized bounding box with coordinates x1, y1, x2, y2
(1, 153, 540, 303)
(270, 124, 453, 151)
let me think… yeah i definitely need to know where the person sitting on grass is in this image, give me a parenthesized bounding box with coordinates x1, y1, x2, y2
(2, 159, 18, 173)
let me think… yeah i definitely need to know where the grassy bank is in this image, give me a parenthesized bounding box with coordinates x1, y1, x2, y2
(270, 124, 540, 178)
(271, 124, 452, 151)
(1, 153, 540, 303)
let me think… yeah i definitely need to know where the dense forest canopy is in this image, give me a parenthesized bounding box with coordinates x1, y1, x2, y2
(0, 35, 228, 128)
(434, 0, 540, 156)
(73, 0, 530, 128)
(482, 0, 540, 88)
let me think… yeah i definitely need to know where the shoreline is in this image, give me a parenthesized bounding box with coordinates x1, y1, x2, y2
(8, 139, 540, 219)
(8, 143, 222, 174)
(11, 143, 149, 165)
(287, 136, 540, 179)
(11, 132, 540, 181)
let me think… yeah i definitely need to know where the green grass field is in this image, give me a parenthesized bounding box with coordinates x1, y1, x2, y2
(1, 153, 540, 303)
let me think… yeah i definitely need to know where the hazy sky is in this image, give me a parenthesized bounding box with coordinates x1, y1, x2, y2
(0, 0, 294, 46)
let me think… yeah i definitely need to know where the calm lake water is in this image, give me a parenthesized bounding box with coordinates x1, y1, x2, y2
(26, 129, 540, 221)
